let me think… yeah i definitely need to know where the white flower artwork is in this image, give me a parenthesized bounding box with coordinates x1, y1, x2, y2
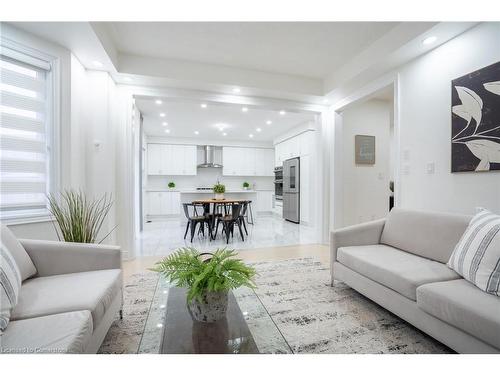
(451, 61, 500, 172)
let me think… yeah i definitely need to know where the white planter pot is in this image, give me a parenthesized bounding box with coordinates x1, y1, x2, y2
(214, 193, 224, 200)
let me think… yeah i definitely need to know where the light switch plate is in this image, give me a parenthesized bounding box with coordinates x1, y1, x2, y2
(427, 162, 435, 174)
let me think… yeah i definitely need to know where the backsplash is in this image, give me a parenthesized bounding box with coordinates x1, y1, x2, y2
(147, 168, 274, 191)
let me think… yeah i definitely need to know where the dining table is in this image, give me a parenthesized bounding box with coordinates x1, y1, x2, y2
(191, 198, 247, 240)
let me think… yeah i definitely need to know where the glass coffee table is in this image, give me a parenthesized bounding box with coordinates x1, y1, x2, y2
(138, 277, 292, 354)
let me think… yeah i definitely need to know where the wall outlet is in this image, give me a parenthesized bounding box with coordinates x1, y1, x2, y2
(426, 162, 435, 174)
(403, 164, 410, 175)
(403, 149, 410, 161)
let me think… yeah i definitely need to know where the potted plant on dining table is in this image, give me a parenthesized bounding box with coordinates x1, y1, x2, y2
(151, 248, 257, 322)
(213, 183, 226, 200)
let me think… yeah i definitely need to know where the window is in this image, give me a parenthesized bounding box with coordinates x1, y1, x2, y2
(0, 44, 54, 220)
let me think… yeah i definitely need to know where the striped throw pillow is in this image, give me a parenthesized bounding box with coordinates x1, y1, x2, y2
(447, 209, 500, 296)
(1, 242, 22, 331)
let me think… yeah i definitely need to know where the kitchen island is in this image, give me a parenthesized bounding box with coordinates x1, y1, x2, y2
(145, 189, 274, 220)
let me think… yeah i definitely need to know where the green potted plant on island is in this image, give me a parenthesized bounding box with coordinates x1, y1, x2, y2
(151, 248, 257, 322)
(213, 182, 226, 200)
(242, 181, 250, 190)
(168, 181, 176, 190)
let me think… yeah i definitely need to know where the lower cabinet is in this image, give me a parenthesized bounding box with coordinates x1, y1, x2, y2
(147, 191, 180, 216)
(256, 191, 274, 212)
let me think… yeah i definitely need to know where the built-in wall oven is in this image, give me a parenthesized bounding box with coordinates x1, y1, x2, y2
(274, 166, 283, 201)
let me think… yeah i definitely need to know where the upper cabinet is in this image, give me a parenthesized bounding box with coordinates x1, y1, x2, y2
(147, 144, 197, 175)
(222, 147, 274, 176)
(274, 130, 315, 166)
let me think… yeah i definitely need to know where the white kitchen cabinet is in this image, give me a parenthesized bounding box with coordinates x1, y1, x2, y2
(183, 145, 197, 175)
(166, 191, 181, 215)
(222, 147, 273, 176)
(256, 191, 274, 212)
(256, 148, 275, 176)
(147, 191, 164, 215)
(222, 147, 240, 176)
(147, 144, 163, 175)
(147, 144, 197, 176)
(299, 131, 313, 156)
(274, 130, 314, 166)
(146, 191, 180, 216)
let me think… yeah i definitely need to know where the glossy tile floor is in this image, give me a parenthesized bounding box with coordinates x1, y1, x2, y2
(136, 214, 320, 257)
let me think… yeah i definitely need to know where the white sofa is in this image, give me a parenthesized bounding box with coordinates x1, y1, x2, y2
(331, 208, 500, 354)
(1, 233, 122, 354)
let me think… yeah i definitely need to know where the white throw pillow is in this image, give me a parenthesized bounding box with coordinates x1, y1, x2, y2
(0, 225, 36, 281)
(1, 242, 22, 331)
(447, 209, 500, 296)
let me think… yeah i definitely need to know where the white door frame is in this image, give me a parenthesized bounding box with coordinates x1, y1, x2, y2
(118, 85, 326, 259)
(325, 73, 401, 237)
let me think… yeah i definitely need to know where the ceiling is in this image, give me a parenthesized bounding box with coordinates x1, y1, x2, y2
(137, 98, 314, 141)
(7, 21, 477, 104)
(106, 22, 399, 79)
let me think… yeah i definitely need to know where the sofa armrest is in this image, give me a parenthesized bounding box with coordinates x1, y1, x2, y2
(330, 219, 386, 283)
(19, 239, 122, 277)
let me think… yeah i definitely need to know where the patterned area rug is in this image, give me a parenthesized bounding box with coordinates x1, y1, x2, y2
(99, 258, 452, 354)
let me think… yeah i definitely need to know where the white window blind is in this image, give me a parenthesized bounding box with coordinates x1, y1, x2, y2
(0, 52, 51, 219)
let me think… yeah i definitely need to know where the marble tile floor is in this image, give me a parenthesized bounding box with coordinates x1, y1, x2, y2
(136, 214, 320, 257)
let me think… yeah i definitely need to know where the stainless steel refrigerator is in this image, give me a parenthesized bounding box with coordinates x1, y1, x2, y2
(283, 157, 300, 223)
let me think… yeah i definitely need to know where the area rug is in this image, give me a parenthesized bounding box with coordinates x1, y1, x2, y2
(99, 258, 452, 354)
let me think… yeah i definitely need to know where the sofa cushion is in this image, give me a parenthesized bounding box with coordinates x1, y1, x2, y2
(447, 209, 500, 296)
(417, 279, 500, 350)
(11, 269, 122, 329)
(380, 208, 471, 263)
(337, 244, 460, 300)
(1, 225, 36, 281)
(0, 243, 22, 331)
(0, 310, 93, 354)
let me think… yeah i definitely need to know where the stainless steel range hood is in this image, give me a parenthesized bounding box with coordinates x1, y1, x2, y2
(197, 145, 223, 168)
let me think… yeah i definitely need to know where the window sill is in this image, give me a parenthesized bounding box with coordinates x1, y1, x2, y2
(1, 215, 55, 226)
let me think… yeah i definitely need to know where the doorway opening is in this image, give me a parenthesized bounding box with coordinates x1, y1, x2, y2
(336, 84, 396, 228)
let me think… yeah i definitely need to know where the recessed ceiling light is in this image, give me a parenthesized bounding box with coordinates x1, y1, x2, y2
(164, 129, 170, 133)
(222, 132, 227, 136)
(232, 87, 241, 93)
(256, 128, 262, 132)
(162, 122, 168, 126)
(201, 103, 207, 108)
(279, 110, 286, 115)
(249, 134, 254, 138)
(194, 131, 199, 135)
(322, 98, 329, 104)
(266, 120, 272, 125)
(155, 99, 162, 105)
(92, 60, 103, 68)
(159, 113, 166, 117)
(242, 107, 248, 112)
(422, 36, 437, 45)
(123, 76, 132, 82)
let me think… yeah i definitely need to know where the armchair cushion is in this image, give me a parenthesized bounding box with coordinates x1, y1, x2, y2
(1, 225, 36, 281)
(1, 310, 93, 354)
(12, 269, 122, 329)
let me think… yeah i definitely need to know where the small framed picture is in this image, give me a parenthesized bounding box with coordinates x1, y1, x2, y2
(355, 135, 375, 165)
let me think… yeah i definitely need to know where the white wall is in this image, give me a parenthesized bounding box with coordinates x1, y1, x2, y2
(398, 22, 500, 215)
(341, 100, 392, 226)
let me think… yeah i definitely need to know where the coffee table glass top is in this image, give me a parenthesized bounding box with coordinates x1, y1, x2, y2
(138, 276, 292, 354)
